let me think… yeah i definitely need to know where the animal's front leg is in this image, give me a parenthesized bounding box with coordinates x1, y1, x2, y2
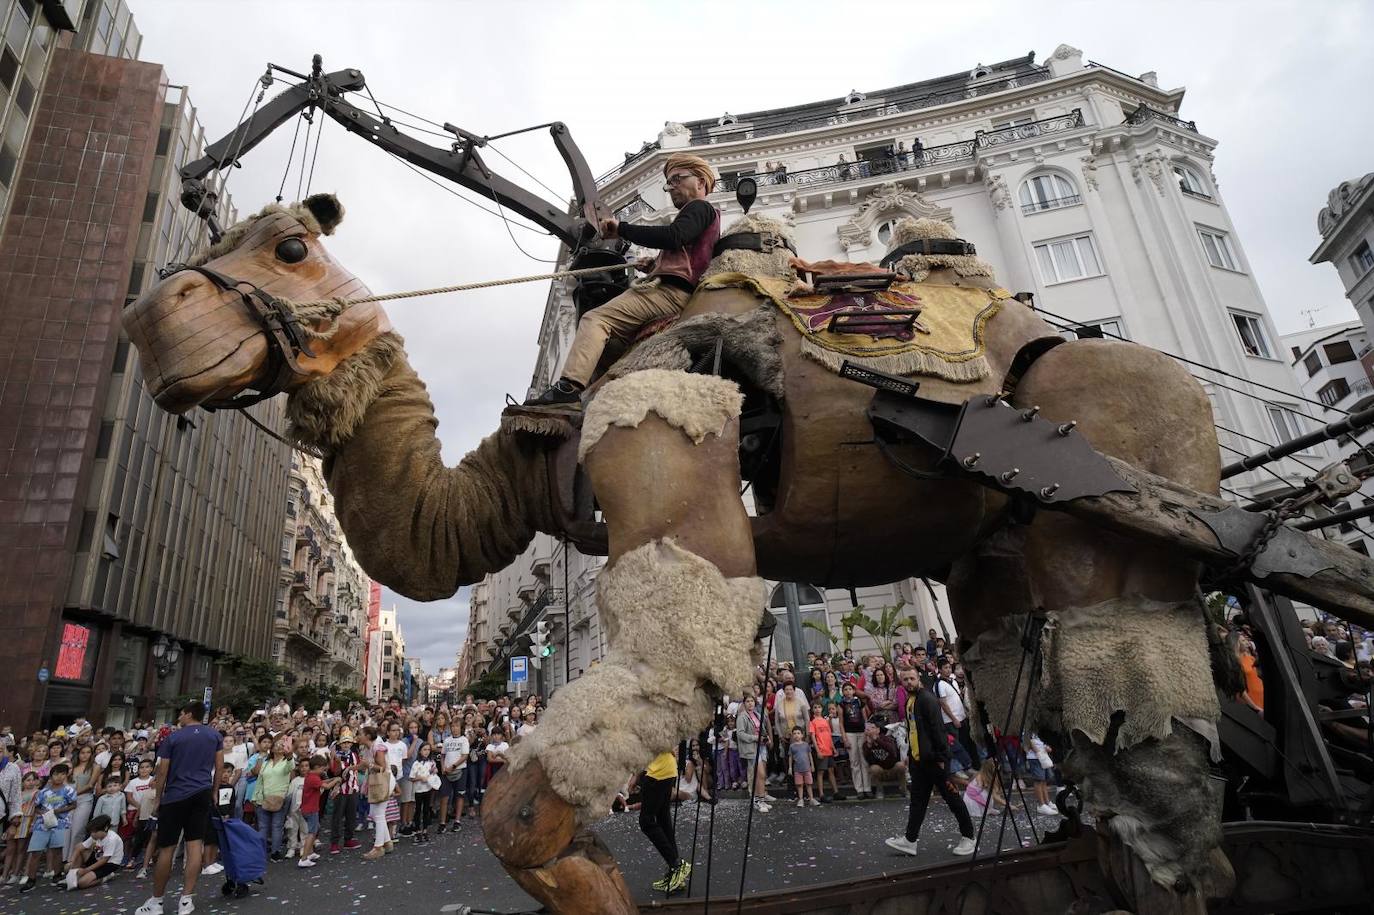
(482, 370, 765, 914)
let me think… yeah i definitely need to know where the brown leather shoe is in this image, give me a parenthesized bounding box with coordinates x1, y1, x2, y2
(362, 846, 385, 861)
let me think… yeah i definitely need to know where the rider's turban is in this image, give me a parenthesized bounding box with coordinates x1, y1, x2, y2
(663, 154, 716, 195)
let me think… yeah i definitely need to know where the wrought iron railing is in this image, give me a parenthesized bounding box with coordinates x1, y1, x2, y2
(595, 67, 1053, 187)
(710, 112, 1084, 200)
(1180, 186, 1214, 201)
(1021, 194, 1083, 215)
(614, 195, 653, 221)
(976, 109, 1084, 148)
(1124, 104, 1197, 133)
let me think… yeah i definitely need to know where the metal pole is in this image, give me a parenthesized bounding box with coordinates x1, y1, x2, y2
(782, 582, 806, 668)
(1292, 501, 1374, 532)
(1220, 404, 1374, 479)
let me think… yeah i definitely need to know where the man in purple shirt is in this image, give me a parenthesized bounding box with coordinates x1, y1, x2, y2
(135, 701, 224, 915)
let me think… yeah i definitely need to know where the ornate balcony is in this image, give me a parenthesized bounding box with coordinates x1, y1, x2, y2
(1021, 194, 1083, 215)
(614, 195, 653, 221)
(975, 109, 1084, 148)
(1123, 103, 1198, 133)
(290, 570, 308, 591)
(288, 627, 329, 656)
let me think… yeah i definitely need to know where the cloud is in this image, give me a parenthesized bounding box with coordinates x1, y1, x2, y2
(380, 586, 470, 677)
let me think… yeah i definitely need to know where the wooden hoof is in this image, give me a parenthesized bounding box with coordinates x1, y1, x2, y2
(480, 759, 577, 869)
(502, 832, 637, 915)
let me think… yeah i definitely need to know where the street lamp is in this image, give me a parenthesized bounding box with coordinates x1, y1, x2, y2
(151, 634, 182, 679)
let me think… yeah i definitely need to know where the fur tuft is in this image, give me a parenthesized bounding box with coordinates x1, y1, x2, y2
(286, 332, 404, 450)
(506, 539, 766, 819)
(186, 198, 343, 267)
(578, 369, 743, 462)
(702, 214, 798, 283)
(887, 217, 996, 281)
(606, 306, 785, 399)
(499, 410, 576, 440)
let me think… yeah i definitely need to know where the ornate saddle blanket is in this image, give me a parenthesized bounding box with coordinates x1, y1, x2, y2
(698, 272, 1010, 383)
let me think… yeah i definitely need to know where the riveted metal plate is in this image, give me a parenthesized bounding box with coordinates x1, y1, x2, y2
(947, 398, 1135, 503)
(1189, 505, 1339, 580)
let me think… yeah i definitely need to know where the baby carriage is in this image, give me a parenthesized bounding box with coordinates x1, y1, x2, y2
(211, 814, 267, 899)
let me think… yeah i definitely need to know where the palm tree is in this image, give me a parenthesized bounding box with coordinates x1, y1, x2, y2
(849, 602, 923, 660)
(802, 607, 867, 656)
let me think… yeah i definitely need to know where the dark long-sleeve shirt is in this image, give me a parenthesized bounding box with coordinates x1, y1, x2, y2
(617, 199, 716, 252)
(904, 687, 948, 765)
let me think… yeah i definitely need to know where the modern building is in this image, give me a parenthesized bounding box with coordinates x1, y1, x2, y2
(367, 605, 406, 703)
(462, 44, 1333, 683)
(1311, 174, 1374, 374)
(271, 451, 370, 695)
(0, 0, 293, 730)
(1281, 320, 1374, 557)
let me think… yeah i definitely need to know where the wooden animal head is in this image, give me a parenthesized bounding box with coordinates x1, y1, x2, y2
(122, 194, 371, 413)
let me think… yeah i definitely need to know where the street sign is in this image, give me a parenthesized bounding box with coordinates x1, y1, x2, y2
(510, 656, 528, 683)
(37, 667, 49, 683)
(203, 686, 213, 711)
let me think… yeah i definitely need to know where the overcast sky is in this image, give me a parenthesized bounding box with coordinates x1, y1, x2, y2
(134, 0, 1374, 677)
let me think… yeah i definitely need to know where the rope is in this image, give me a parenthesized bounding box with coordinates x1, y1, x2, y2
(285, 262, 630, 309)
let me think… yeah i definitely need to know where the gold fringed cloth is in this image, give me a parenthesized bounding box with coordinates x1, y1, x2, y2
(698, 272, 1010, 382)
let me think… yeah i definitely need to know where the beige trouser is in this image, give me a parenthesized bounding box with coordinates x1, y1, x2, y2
(560, 279, 690, 386)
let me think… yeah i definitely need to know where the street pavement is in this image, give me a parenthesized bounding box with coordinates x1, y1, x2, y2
(4, 794, 1060, 914)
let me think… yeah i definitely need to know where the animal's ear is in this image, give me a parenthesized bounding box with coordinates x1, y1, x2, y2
(302, 194, 345, 236)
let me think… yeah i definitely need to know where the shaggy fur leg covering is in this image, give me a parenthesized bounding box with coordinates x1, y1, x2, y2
(965, 596, 1225, 894)
(578, 369, 743, 461)
(286, 332, 405, 450)
(507, 539, 766, 822)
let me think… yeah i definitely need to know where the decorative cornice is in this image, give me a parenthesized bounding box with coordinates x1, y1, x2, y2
(835, 182, 954, 251)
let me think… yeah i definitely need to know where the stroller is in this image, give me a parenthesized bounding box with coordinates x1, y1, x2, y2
(211, 815, 267, 899)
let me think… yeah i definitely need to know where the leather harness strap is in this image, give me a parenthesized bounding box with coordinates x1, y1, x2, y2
(712, 231, 797, 258)
(164, 264, 317, 410)
(878, 238, 978, 269)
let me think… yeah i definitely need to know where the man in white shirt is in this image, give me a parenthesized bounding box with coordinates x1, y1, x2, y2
(437, 728, 469, 832)
(935, 659, 978, 772)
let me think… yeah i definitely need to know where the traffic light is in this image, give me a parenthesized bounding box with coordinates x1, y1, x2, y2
(529, 620, 551, 670)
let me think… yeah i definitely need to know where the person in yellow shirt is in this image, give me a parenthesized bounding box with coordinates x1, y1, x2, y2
(641, 749, 690, 894)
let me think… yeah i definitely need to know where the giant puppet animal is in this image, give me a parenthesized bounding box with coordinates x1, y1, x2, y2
(125, 193, 1244, 914)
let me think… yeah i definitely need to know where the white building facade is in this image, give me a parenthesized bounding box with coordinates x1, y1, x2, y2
(367, 606, 406, 702)
(461, 44, 1329, 686)
(1312, 173, 1374, 352)
(271, 452, 371, 694)
(1281, 321, 1374, 558)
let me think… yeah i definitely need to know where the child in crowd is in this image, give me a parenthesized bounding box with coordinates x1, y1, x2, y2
(827, 702, 847, 781)
(296, 756, 334, 867)
(1025, 733, 1058, 816)
(63, 814, 123, 890)
(124, 758, 157, 875)
(962, 759, 1007, 822)
(787, 727, 819, 808)
(201, 762, 238, 877)
(2, 771, 39, 885)
(91, 773, 126, 830)
(284, 757, 308, 857)
(808, 704, 838, 802)
(19, 762, 77, 893)
(408, 742, 437, 842)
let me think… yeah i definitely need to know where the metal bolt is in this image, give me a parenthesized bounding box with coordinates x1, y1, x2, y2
(1000, 468, 1020, 483)
(1057, 421, 1078, 436)
(1021, 405, 1041, 422)
(962, 453, 981, 468)
(1040, 483, 1060, 499)
(1337, 474, 1351, 484)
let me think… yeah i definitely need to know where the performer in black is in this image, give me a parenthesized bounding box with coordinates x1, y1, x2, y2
(885, 668, 976, 857)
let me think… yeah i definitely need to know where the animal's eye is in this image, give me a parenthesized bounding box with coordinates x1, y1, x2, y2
(275, 238, 308, 264)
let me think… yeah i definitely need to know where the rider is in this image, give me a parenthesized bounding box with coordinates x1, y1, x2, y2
(525, 154, 720, 406)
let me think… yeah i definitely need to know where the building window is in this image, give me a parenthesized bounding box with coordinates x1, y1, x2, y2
(1173, 162, 1211, 198)
(1324, 340, 1357, 364)
(1318, 378, 1351, 406)
(1198, 227, 1240, 271)
(1019, 173, 1080, 214)
(1230, 311, 1274, 359)
(1066, 318, 1127, 341)
(1302, 350, 1323, 377)
(876, 218, 901, 246)
(1032, 234, 1103, 284)
(1351, 242, 1374, 276)
(1266, 404, 1311, 448)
